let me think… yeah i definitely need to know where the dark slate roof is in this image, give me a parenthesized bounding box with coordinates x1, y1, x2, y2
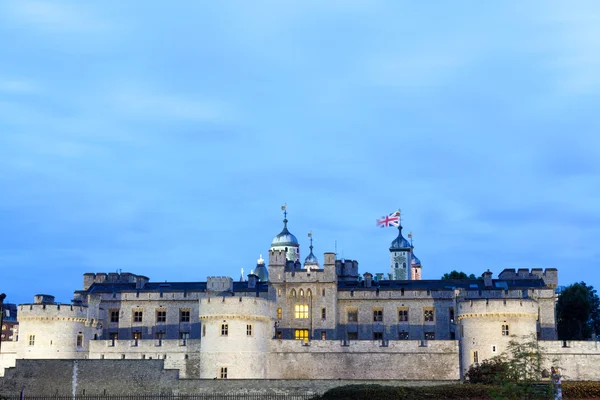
(338, 278, 547, 291)
(80, 281, 268, 294)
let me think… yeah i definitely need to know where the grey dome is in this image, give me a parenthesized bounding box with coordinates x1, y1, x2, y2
(304, 247, 319, 266)
(272, 219, 299, 247)
(390, 226, 411, 250)
(411, 253, 421, 266)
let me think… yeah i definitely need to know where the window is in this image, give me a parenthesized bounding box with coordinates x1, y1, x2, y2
(347, 309, 358, 323)
(202, 325, 206, 337)
(220, 367, 228, 379)
(221, 323, 228, 336)
(246, 324, 253, 336)
(290, 289, 296, 298)
(424, 308, 434, 322)
(449, 307, 455, 323)
(294, 329, 309, 343)
(132, 331, 142, 340)
(424, 332, 435, 340)
(294, 304, 309, 319)
(491, 345, 497, 353)
(180, 310, 190, 322)
(133, 311, 143, 323)
(307, 289, 312, 297)
(348, 332, 358, 340)
(277, 288, 282, 297)
(473, 350, 479, 364)
(109, 332, 118, 343)
(502, 324, 509, 336)
(373, 332, 383, 340)
(322, 289, 325, 296)
(76, 333, 84, 347)
(156, 310, 166, 323)
(299, 289, 304, 297)
(373, 309, 383, 322)
(321, 331, 326, 340)
(180, 332, 189, 345)
(155, 331, 165, 340)
(110, 310, 119, 323)
(398, 332, 409, 340)
(321, 308, 326, 320)
(276, 331, 283, 339)
(398, 308, 408, 322)
(277, 308, 282, 319)
(28, 334, 35, 346)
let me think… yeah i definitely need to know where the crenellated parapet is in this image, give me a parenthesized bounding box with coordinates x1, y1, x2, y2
(206, 276, 233, 293)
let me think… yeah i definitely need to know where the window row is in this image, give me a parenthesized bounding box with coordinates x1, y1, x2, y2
(278, 306, 327, 320)
(110, 309, 191, 323)
(208, 323, 254, 337)
(346, 307, 453, 323)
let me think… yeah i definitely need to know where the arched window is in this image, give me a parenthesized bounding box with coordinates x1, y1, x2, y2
(395, 263, 398, 268)
(307, 289, 312, 297)
(299, 289, 304, 297)
(290, 289, 296, 298)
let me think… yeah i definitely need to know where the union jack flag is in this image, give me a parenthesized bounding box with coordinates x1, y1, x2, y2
(377, 211, 400, 228)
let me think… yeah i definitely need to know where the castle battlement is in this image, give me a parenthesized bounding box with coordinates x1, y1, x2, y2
(497, 268, 558, 287)
(18, 303, 90, 322)
(206, 276, 233, 292)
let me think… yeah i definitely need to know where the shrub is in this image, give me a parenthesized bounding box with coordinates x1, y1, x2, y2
(465, 357, 509, 385)
(563, 381, 600, 399)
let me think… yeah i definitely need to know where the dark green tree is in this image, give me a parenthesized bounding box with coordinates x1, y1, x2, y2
(441, 270, 477, 280)
(556, 282, 600, 340)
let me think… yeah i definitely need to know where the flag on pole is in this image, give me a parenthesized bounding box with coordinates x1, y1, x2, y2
(376, 210, 400, 228)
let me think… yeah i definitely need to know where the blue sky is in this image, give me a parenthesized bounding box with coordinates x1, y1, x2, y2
(1, 1, 599, 305)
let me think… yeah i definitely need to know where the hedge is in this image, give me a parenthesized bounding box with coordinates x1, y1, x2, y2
(317, 382, 600, 400)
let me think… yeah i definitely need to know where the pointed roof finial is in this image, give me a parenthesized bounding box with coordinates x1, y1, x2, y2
(408, 231, 413, 247)
(257, 254, 264, 264)
(281, 203, 287, 221)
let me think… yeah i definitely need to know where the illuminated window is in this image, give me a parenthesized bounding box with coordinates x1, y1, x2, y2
(321, 331, 326, 340)
(28, 335, 35, 346)
(110, 310, 119, 323)
(294, 304, 309, 319)
(502, 324, 510, 336)
(246, 324, 253, 336)
(398, 308, 408, 322)
(299, 289, 304, 297)
(132, 331, 142, 340)
(424, 308, 434, 322)
(220, 367, 228, 379)
(294, 329, 309, 343)
(133, 311, 143, 322)
(221, 324, 228, 336)
(156, 310, 166, 323)
(290, 289, 296, 298)
(307, 289, 312, 297)
(277, 308, 282, 319)
(277, 288, 282, 297)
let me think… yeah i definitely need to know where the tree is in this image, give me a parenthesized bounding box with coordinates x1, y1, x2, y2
(441, 270, 477, 280)
(556, 282, 600, 340)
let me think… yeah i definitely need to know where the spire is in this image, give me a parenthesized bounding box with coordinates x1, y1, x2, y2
(239, 268, 245, 282)
(304, 231, 319, 266)
(281, 203, 288, 228)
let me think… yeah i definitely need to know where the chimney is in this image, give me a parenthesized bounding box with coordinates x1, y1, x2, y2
(248, 274, 258, 289)
(483, 270, 493, 288)
(363, 273, 373, 288)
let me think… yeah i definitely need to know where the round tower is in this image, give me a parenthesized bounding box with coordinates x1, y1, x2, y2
(390, 226, 412, 280)
(16, 295, 102, 360)
(457, 297, 538, 377)
(271, 207, 300, 263)
(199, 296, 271, 379)
(411, 253, 422, 280)
(253, 254, 269, 282)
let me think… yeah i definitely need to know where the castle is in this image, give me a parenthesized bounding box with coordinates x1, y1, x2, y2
(1, 214, 599, 386)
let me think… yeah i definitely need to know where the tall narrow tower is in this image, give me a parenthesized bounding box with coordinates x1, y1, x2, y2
(390, 226, 412, 280)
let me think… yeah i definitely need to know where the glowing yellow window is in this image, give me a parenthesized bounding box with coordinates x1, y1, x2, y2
(294, 304, 308, 319)
(294, 329, 309, 343)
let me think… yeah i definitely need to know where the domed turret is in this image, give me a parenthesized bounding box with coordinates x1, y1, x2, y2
(390, 226, 411, 250)
(270, 205, 300, 262)
(254, 254, 269, 282)
(304, 233, 319, 267)
(411, 253, 421, 266)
